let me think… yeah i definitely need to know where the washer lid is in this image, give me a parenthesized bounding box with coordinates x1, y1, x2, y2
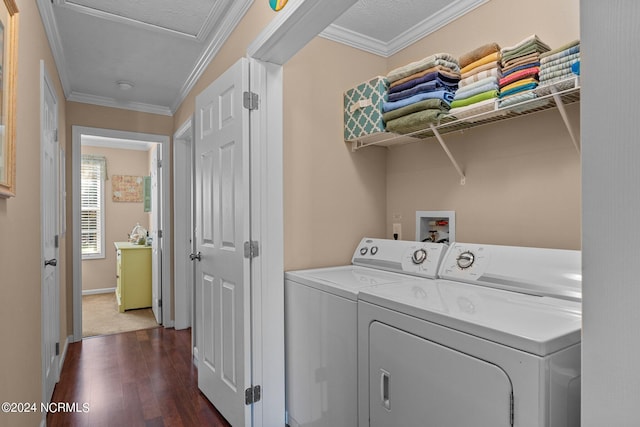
(358, 279, 582, 356)
(285, 265, 412, 300)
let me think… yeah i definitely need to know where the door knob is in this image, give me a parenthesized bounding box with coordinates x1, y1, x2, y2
(189, 252, 202, 261)
(44, 258, 57, 267)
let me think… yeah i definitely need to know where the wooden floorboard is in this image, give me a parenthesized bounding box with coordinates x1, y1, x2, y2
(47, 328, 231, 427)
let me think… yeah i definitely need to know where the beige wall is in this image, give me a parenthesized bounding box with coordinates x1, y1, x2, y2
(385, 0, 581, 249)
(81, 146, 151, 291)
(283, 38, 389, 270)
(0, 0, 67, 426)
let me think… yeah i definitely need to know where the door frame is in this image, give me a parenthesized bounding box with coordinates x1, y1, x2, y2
(173, 117, 194, 333)
(245, 1, 358, 424)
(71, 126, 171, 341)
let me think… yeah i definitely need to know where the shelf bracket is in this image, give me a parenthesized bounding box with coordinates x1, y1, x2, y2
(551, 87, 580, 154)
(430, 124, 466, 185)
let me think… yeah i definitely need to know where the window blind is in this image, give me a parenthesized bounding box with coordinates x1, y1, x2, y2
(81, 155, 106, 257)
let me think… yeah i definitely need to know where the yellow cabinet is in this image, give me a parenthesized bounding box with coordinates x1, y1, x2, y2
(114, 242, 152, 313)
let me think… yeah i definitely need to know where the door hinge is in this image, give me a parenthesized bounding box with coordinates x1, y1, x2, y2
(55, 342, 60, 356)
(245, 385, 261, 405)
(54, 129, 58, 143)
(244, 240, 259, 259)
(158, 299, 162, 308)
(509, 391, 514, 426)
(157, 230, 163, 238)
(157, 159, 162, 168)
(243, 91, 259, 110)
(55, 235, 59, 248)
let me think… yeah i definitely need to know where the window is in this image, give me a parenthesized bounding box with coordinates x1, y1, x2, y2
(81, 155, 106, 259)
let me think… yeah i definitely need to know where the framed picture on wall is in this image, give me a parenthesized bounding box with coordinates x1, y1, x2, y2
(0, 0, 18, 198)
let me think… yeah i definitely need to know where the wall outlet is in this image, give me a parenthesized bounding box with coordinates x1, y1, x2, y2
(393, 223, 402, 240)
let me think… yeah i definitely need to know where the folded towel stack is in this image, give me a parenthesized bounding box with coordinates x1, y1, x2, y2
(383, 53, 460, 135)
(450, 43, 502, 120)
(536, 40, 580, 95)
(498, 35, 550, 109)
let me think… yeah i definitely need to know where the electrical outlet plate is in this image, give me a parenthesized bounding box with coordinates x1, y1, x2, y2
(392, 223, 402, 240)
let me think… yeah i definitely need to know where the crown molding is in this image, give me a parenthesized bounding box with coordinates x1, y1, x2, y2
(320, 0, 490, 58)
(319, 24, 389, 57)
(171, 0, 254, 114)
(36, 0, 72, 98)
(68, 91, 173, 116)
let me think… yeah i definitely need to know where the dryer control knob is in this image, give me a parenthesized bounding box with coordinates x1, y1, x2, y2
(456, 251, 475, 269)
(412, 249, 427, 265)
(360, 247, 368, 256)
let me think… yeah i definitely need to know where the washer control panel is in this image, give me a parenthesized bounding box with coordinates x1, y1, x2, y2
(352, 238, 448, 279)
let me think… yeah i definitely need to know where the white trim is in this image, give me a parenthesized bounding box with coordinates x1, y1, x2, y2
(171, 0, 254, 114)
(319, 0, 490, 57)
(246, 0, 358, 65)
(319, 24, 390, 57)
(248, 58, 285, 427)
(72, 126, 172, 342)
(82, 287, 115, 295)
(173, 117, 194, 332)
(58, 335, 72, 377)
(68, 91, 173, 116)
(36, 0, 71, 99)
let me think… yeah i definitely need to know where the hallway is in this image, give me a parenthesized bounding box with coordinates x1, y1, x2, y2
(47, 328, 231, 427)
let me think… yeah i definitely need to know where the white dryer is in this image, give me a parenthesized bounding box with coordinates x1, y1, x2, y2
(357, 242, 582, 427)
(285, 238, 448, 427)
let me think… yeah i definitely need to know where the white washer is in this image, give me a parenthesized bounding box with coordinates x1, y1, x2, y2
(357, 242, 582, 427)
(285, 238, 448, 427)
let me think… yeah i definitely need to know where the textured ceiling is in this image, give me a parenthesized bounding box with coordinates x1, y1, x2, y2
(332, 0, 451, 43)
(39, 0, 488, 115)
(65, 0, 215, 36)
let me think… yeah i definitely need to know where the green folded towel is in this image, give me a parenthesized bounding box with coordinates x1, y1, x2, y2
(382, 99, 449, 122)
(385, 109, 447, 136)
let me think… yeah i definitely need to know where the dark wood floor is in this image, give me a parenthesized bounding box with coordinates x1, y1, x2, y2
(47, 328, 231, 427)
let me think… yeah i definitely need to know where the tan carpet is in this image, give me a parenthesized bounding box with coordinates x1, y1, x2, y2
(82, 292, 159, 338)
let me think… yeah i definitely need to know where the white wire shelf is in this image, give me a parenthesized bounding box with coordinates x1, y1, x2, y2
(350, 77, 580, 152)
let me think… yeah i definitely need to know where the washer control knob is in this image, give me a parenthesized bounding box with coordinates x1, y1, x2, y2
(371, 246, 379, 255)
(456, 251, 475, 269)
(412, 249, 427, 265)
(360, 247, 368, 256)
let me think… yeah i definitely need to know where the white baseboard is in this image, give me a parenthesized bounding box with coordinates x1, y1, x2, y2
(82, 287, 115, 295)
(58, 335, 71, 376)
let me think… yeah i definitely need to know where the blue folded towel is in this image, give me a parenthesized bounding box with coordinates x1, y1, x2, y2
(388, 79, 457, 102)
(383, 90, 455, 113)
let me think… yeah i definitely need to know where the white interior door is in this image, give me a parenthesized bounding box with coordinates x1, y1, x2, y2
(195, 57, 252, 427)
(151, 145, 162, 323)
(41, 61, 60, 405)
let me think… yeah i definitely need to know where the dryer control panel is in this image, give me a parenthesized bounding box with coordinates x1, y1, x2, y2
(438, 242, 582, 301)
(352, 238, 448, 279)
